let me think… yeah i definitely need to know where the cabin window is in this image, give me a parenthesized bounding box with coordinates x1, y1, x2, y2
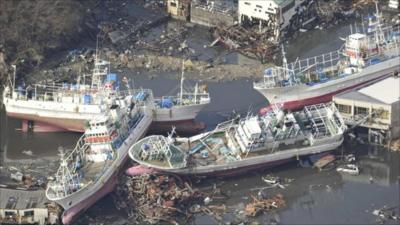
(256, 5, 262, 8)
(337, 104, 351, 114)
(24, 211, 34, 217)
(354, 106, 368, 115)
(170, 2, 177, 7)
(244, 2, 251, 6)
(5, 211, 16, 216)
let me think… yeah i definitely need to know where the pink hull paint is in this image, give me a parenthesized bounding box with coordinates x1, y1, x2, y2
(62, 172, 118, 224)
(149, 120, 206, 135)
(21, 120, 70, 132)
(7, 112, 85, 133)
(61, 124, 151, 224)
(125, 165, 157, 176)
(262, 74, 392, 112)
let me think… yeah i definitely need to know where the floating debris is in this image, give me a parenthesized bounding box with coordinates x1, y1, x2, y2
(114, 174, 205, 224)
(336, 164, 360, 175)
(372, 205, 399, 223)
(314, 154, 336, 171)
(244, 194, 285, 217)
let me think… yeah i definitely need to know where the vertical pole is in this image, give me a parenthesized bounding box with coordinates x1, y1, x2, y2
(180, 60, 184, 105)
(194, 83, 198, 104)
(12, 65, 16, 98)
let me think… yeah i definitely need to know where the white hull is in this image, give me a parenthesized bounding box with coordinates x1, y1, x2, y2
(49, 107, 153, 212)
(152, 102, 208, 122)
(254, 56, 400, 106)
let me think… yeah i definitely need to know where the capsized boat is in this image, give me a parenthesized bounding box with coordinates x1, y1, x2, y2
(253, 4, 400, 110)
(128, 103, 347, 176)
(45, 89, 154, 224)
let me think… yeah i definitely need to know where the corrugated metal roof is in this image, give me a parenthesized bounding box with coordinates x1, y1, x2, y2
(335, 91, 386, 105)
(274, 0, 294, 7)
(0, 188, 48, 209)
(359, 77, 400, 104)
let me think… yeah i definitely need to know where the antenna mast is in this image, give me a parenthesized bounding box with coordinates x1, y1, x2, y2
(180, 60, 185, 105)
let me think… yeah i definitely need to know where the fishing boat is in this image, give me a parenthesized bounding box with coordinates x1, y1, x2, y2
(128, 103, 347, 176)
(45, 89, 154, 224)
(253, 4, 400, 110)
(2, 57, 120, 132)
(2, 58, 210, 133)
(151, 61, 210, 133)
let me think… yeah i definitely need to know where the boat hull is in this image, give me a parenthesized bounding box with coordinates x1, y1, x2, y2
(7, 111, 86, 132)
(151, 136, 343, 177)
(254, 56, 400, 110)
(149, 119, 206, 135)
(49, 110, 153, 224)
(4, 98, 208, 133)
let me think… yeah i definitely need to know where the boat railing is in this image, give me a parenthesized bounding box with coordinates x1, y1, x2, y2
(288, 49, 343, 78)
(47, 134, 89, 199)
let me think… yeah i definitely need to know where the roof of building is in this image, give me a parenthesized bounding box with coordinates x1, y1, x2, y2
(334, 91, 386, 105)
(0, 188, 48, 210)
(335, 76, 400, 105)
(275, 0, 295, 7)
(359, 76, 400, 104)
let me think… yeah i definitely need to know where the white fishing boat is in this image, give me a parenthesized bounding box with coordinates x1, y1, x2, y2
(129, 103, 347, 176)
(46, 89, 154, 224)
(2, 57, 210, 133)
(2, 57, 120, 132)
(151, 61, 210, 133)
(253, 3, 400, 110)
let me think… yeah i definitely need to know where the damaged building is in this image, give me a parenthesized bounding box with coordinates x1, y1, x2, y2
(0, 188, 59, 225)
(167, 0, 191, 21)
(333, 76, 400, 145)
(238, 0, 303, 31)
(190, 0, 236, 27)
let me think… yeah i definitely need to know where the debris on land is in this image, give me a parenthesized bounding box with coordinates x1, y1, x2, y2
(244, 194, 285, 217)
(114, 173, 230, 224)
(212, 24, 280, 64)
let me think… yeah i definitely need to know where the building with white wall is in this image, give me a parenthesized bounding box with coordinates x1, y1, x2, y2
(238, 0, 300, 30)
(333, 76, 400, 144)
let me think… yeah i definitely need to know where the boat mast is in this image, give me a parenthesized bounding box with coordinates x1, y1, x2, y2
(281, 45, 291, 85)
(180, 60, 184, 105)
(194, 83, 198, 104)
(11, 64, 16, 95)
(374, 1, 385, 53)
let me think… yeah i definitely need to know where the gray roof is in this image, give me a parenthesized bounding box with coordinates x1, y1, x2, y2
(275, 0, 294, 7)
(334, 90, 387, 105)
(0, 188, 48, 209)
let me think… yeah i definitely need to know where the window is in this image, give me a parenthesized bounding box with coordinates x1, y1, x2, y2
(373, 109, 389, 119)
(244, 2, 251, 6)
(170, 2, 177, 7)
(24, 211, 34, 217)
(256, 5, 262, 8)
(354, 106, 368, 115)
(337, 104, 351, 114)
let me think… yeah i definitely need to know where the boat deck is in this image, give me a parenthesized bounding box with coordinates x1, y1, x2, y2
(80, 153, 115, 186)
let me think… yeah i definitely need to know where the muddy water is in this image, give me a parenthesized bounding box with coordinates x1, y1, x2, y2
(1, 19, 399, 225)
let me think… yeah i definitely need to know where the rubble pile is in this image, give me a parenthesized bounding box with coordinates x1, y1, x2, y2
(213, 23, 280, 64)
(115, 174, 204, 224)
(244, 194, 286, 217)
